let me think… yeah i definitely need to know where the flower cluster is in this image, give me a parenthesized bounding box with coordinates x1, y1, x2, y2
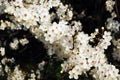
(112, 39, 120, 61)
(61, 30, 114, 80)
(106, 0, 120, 62)
(7, 65, 25, 80)
(91, 64, 120, 80)
(106, 0, 115, 12)
(0, 0, 119, 80)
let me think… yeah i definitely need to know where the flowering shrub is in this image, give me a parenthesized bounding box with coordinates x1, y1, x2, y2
(0, 0, 120, 80)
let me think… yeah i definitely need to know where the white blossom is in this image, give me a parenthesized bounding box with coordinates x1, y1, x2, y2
(0, 0, 119, 80)
(106, 0, 115, 12)
(10, 38, 19, 50)
(91, 64, 119, 80)
(0, 47, 5, 56)
(19, 38, 29, 46)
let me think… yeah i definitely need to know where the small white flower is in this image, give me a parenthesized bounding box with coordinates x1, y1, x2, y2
(38, 61, 45, 70)
(28, 72, 36, 80)
(106, 0, 115, 12)
(19, 38, 29, 46)
(69, 69, 79, 79)
(0, 47, 5, 56)
(10, 39, 19, 50)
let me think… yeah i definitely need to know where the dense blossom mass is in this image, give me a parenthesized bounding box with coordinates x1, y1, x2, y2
(0, 0, 120, 80)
